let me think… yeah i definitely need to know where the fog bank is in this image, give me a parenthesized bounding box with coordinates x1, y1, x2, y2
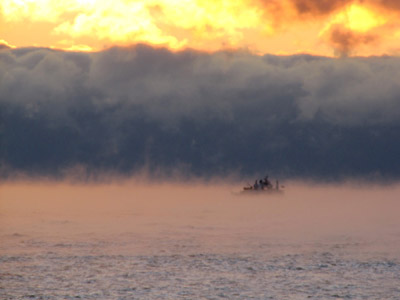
(2, 46, 400, 180)
(2, 181, 399, 257)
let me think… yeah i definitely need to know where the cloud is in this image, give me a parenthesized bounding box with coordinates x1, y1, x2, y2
(2, 0, 400, 57)
(328, 25, 378, 56)
(252, 0, 400, 56)
(0, 40, 13, 50)
(379, 0, 400, 10)
(289, 0, 348, 15)
(1, 45, 400, 180)
(258, 0, 400, 16)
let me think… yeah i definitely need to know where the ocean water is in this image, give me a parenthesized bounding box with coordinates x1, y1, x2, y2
(1, 182, 400, 299)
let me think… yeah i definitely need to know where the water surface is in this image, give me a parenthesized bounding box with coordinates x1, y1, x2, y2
(1, 182, 400, 299)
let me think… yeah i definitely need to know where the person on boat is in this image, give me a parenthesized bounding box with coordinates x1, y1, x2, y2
(263, 176, 271, 189)
(259, 179, 265, 190)
(253, 180, 259, 190)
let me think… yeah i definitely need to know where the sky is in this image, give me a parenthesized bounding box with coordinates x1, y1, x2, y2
(1, 0, 400, 56)
(1, 0, 400, 181)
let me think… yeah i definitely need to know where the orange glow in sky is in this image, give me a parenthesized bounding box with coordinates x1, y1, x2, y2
(1, 0, 399, 56)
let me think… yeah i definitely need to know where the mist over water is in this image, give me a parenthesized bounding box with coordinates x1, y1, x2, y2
(1, 180, 400, 299)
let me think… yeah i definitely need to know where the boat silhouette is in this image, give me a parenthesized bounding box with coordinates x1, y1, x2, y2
(240, 176, 284, 195)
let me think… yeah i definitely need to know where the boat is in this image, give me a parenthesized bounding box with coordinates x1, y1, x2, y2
(240, 176, 284, 195)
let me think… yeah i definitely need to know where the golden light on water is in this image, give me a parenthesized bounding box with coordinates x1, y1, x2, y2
(0, 0, 399, 56)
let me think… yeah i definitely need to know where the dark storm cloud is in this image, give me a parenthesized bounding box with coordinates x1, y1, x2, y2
(1, 45, 400, 180)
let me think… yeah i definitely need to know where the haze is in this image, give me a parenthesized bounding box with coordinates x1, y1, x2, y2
(2, 180, 399, 258)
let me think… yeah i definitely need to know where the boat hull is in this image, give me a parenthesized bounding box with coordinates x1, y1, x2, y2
(239, 188, 283, 196)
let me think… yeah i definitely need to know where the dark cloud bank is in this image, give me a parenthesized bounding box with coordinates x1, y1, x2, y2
(1, 45, 400, 181)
